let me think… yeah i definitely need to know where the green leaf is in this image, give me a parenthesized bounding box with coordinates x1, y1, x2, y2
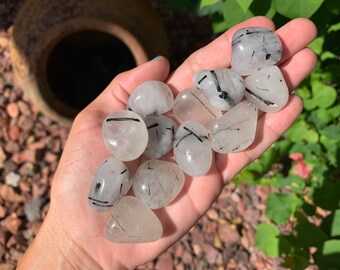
(235, 0, 253, 12)
(249, 0, 275, 18)
(320, 125, 340, 141)
(321, 210, 340, 238)
(255, 223, 280, 257)
(295, 216, 329, 248)
(308, 36, 324, 55)
(284, 118, 319, 143)
(211, 13, 230, 33)
(273, 0, 324, 19)
(277, 175, 306, 193)
(310, 80, 337, 109)
(221, 0, 253, 28)
(314, 240, 340, 269)
(313, 182, 340, 210)
(266, 193, 301, 225)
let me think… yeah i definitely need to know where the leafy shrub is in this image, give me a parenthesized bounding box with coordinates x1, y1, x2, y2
(162, 0, 340, 269)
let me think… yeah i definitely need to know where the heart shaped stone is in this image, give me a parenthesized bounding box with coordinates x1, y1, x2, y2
(231, 27, 282, 75)
(193, 69, 245, 111)
(133, 160, 185, 209)
(244, 66, 289, 112)
(105, 196, 163, 243)
(174, 121, 212, 177)
(211, 100, 258, 153)
(173, 88, 222, 130)
(102, 110, 148, 161)
(88, 157, 132, 212)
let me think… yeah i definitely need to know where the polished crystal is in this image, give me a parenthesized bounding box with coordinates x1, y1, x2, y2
(133, 160, 185, 209)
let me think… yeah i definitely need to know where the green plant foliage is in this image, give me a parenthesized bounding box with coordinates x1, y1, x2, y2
(266, 193, 301, 225)
(163, 0, 340, 268)
(255, 223, 280, 257)
(273, 0, 324, 19)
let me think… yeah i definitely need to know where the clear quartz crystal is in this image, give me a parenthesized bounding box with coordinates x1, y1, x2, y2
(133, 160, 185, 209)
(244, 66, 289, 112)
(105, 196, 163, 243)
(127, 80, 174, 117)
(193, 69, 245, 111)
(173, 88, 223, 130)
(174, 121, 212, 177)
(231, 27, 282, 76)
(88, 157, 132, 212)
(143, 115, 177, 159)
(102, 110, 148, 161)
(211, 100, 258, 153)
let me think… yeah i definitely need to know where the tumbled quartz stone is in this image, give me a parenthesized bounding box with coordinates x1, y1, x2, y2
(102, 110, 148, 161)
(143, 115, 177, 159)
(173, 88, 223, 130)
(105, 196, 163, 243)
(133, 160, 185, 209)
(231, 27, 282, 76)
(174, 121, 212, 177)
(193, 69, 245, 111)
(244, 66, 289, 112)
(211, 100, 258, 153)
(127, 80, 174, 118)
(88, 157, 132, 212)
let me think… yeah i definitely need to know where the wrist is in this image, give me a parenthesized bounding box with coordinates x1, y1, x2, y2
(17, 211, 102, 270)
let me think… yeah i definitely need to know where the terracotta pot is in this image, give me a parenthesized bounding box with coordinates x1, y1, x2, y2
(10, 0, 168, 126)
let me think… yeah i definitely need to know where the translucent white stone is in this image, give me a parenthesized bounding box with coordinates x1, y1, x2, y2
(127, 80, 174, 117)
(143, 115, 177, 159)
(211, 100, 258, 153)
(88, 157, 132, 212)
(173, 88, 223, 130)
(193, 69, 245, 111)
(231, 27, 282, 75)
(244, 66, 289, 112)
(105, 196, 163, 243)
(133, 160, 185, 209)
(174, 121, 212, 177)
(102, 110, 148, 161)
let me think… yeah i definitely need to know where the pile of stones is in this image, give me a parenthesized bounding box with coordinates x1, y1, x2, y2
(87, 27, 288, 243)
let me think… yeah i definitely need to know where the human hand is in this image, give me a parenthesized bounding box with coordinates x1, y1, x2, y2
(18, 17, 317, 270)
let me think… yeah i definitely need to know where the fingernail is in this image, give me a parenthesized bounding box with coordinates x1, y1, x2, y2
(152, 55, 161, 60)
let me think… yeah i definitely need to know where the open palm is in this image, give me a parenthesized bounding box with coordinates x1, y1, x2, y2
(23, 17, 317, 269)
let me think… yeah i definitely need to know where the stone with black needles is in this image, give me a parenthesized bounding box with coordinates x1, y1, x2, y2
(133, 160, 185, 209)
(211, 100, 258, 154)
(244, 65, 289, 112)
(174, 121, 212, 177)
(143, 115, 177, 159)
(193, 69, 245, 111)
(231, 27, 282, 75)
(105, 196, 163, 243)
(173, 88, 223, 130)
(102, 110, 148, 161)
(127, 80, 174, 117)
(88, 157, 132, 212)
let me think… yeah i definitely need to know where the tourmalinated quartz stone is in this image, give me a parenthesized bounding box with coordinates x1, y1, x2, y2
(193, 69, 245, 111)
(127, 80, 174, 117)
(244, 66, 289, 112)
(231, 27, 282, 76)
(173, 88, 223, 130)
(143, 115, 177, 159)
(88, 157, 132, 212)
(211, 100, 258, 153)
(102, 110, 148, 161)
(174, 121, 212, 177)
(105, 196, 163, 243)
(133, 160, 185, 209)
